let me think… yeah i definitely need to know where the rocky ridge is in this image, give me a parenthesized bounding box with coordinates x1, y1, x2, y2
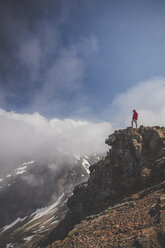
(0, 155, 100, 248)
(38, 126, 165, 247)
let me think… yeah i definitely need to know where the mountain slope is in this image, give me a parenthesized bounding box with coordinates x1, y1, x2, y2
(36, 126, 165, 248)
(0, 154, 101, 248)
(49, 181, 165, 248)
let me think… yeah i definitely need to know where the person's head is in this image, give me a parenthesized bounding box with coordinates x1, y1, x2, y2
(133, 110, 136, 112)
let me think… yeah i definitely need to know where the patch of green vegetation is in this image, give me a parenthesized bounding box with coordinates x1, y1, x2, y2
(103, 209, 112, 214)
(0, 218, 44, 248)
(0, 224, 35, 248)
(14, 218, 40, 234)
(10, 228, 32, 245)
(0, 230, 26, 248)
(92, 230, 102, 236)
(67, 229, 79, 238)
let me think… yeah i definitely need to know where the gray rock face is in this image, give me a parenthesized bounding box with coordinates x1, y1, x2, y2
(44, 126, 165, 244)
(69, 126, 165, 216)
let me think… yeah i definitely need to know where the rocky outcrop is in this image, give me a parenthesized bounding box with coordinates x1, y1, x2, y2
(68, 126, 165, 217)
(40, 126, 165, 246)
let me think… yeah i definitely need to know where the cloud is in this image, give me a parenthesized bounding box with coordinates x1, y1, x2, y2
(108, 78, 165, 128)
(0, 109, 112, 176)
(2, 78, 165, 176)
(0, 0, 99, 118)
(26, 35, 99, 117)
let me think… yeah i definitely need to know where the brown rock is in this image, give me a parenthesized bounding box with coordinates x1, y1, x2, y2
(39, 126, 165, 247)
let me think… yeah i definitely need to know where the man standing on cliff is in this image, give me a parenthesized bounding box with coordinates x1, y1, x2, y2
(131, 110, 138, 128)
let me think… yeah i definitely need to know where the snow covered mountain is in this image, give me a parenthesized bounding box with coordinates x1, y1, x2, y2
(0, 154, 102, 248)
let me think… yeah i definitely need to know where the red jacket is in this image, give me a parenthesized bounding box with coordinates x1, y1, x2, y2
(133, 110, 138, 120)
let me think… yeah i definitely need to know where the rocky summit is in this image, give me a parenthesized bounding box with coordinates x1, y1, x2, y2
(25, 126, 165, 247)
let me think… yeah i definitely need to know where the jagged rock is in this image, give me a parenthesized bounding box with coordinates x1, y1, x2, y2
(68, 126, 165, 218)
(39, 126, 165, 246)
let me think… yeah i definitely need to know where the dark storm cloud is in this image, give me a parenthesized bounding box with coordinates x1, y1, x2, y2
(0, 0, 73, 108)
(0, 0, 98, 117)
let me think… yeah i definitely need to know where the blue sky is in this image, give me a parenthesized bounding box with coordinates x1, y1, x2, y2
(1, 0, 165, 121)
(2, 0, 165, 174)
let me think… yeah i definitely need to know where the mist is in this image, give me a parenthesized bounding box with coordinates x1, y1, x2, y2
(0, 109, 112, 176)
(1, 78, 165, 176)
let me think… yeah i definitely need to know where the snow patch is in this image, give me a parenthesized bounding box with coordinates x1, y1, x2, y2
(21, 160, 35, 166)
(43, 216, 55, 225)
(30, 193, 64, 222)
(14, 161, 35, 175)
(51, 220, 59, 225)
(0, 178, 3, 182)
(82, 159, 90, 167)
(6, 244, 14, 248)
(84, 155, 89, 159)
(15, 166, 27, 175)
(1, 217, 27, 232)
(6, 174, 12, 178)
(24, 235, 35, 242)
(82, 159, 90, 174)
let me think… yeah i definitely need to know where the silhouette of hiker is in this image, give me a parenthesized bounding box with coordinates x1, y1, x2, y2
(131, 110, 138, 128)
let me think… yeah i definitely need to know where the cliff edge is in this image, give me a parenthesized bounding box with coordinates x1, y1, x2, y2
(36, 126, 165, 247)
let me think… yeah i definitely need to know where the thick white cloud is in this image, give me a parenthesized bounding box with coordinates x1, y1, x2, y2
(2, 78, 165, 176)
(0, 109, 112, 175)
(110, 78, 165, 128)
